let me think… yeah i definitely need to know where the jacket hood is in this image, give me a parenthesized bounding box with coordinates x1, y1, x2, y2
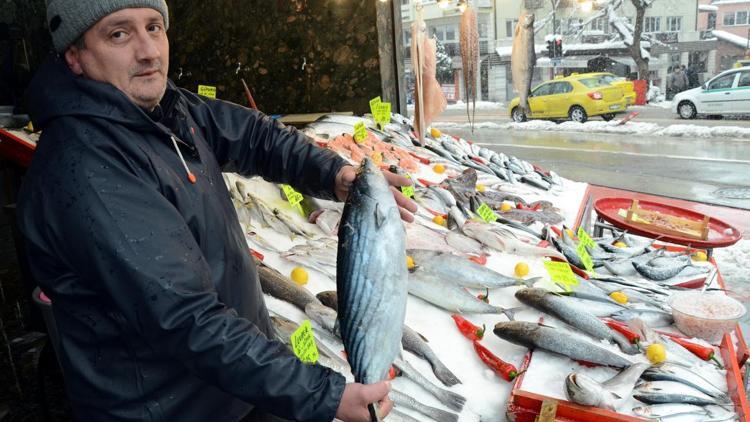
(26, 54, 173, 131)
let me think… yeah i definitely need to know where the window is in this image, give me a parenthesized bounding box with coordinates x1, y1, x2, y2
(478, 15, 489, 38)
(579, 78, 608, 88)
(401, 0, 409, 5)
(506, 19, 518, 38)
(739, 71, 750, 87)
(708, 12, 716, 30)
(590, 17, 607, 32)
(689, 51, 708, 73)
(724, 12, 736, 26)
(708, 73, 736, 90)
(552, 82, 573, 94)
(403, 30, 411, 46)
(446, 26, 456, 41)
(644, 16, 661, 33)
(722, 11, 750, 26)
(565, 18, 582, 35)
(738, 11, 749, 25)
(532, 83, 553, 97)
(666, 16, 681, 32)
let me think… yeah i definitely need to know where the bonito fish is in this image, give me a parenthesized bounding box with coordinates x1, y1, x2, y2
(336, 158, 408, 421)
(511, 11, 536, 115)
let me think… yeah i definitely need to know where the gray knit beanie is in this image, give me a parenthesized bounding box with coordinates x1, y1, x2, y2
(47, 0, 169, 53)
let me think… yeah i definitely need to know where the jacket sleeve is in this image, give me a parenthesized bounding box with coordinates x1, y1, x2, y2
(23, 122, 345, 421)
(181, 89, 349, 201)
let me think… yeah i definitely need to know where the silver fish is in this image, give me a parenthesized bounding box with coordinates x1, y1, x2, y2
(390, 389, 458, 422)
(632, 404, 736, 420)
(408, 268, 519, 319)
(388, 409, 421, 422)
(445, 231, 485, 256)
(493, 321, 633, 367)
(392, 358, 466, 412)
(272, 207, 318, 238)
(565, 363, 650, 410)
(633, 261, 692, 281)
(462, 221, 565, 259)
(515, 288, 639, 354)
(642, 363, 728, 401)
(611, 308, 674, 327)
(304, 302, 339, 336)
(282, 253, 336, 278)
(337, 158, 408, 420)
(408, 249, 539, 289)
(246, 192, 295, 238)
(634, 381, 731, 406)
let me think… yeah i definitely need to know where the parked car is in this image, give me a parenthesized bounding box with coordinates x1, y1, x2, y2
(672, 66, 750, 119)
(509, 73, 627, 123)
(586, 72, 637, 105)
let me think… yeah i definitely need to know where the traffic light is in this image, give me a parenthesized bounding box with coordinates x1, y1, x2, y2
(555, 38, 563, 58)
(547, 39, 554, 59)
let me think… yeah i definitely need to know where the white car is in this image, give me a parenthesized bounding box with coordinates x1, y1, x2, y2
(672, 66, 750, 119)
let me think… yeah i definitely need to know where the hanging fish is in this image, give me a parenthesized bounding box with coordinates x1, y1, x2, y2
(459, 6, 479, 132)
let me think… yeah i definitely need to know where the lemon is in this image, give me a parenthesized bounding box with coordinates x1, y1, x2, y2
(406, 255, 415, 270)
(433, 164, 445, 174)
(499, 202, 513, 212)
(432, 215, 446, 226)
(290, 267, 309, 285)
(646, 343, 666, 364)
(430, 128, 442, 138)
(613, 241, 627, 248)
(609, 291, 629, 304)
(692, 251, 708, 262)
(565, 229, 575, 238)
(476, 184, 486, 192)
(514, 262, 530, 278)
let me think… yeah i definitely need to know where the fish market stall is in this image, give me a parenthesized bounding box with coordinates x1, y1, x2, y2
(221, 110, 748, 421)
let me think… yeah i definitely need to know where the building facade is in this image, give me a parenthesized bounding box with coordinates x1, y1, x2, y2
(699, 0, 750, 72)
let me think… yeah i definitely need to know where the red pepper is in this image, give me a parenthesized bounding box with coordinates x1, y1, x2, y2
(604, 320, 641, 346)
(468, 255, 488, 266)
(451, 314, 485, 341)
(477, 288, 490, 304)
(249, 249, 264, 261)
(550, 226, 563, 237)
(670, 337, 724, 369)
(473, 341, 518, 381)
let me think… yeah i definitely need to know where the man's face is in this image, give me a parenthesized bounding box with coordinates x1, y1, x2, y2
(64, 8, 169, 110)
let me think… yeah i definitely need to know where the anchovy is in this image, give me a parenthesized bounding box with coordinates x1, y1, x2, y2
(642, 363, 729, 401)
(408, 249, 539, 289)
(611, 308, 674, 327)
(515, 288, 639, 354)
(565, 363, 650, 410)
(257, 262, 321, 311)
(392, 358, 466, 412)
(493, 321, 633, 367)
(390, 389, 458, 422)
(336, 158, 408, 421)
(633, 381, 731, 406)
(409, 268, 520, 319)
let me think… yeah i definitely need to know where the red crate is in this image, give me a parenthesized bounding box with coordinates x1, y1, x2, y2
(0, 128, 36, 167)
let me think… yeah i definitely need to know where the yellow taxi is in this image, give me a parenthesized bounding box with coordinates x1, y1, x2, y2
(509, 73, 627, 123)
(586, 72, 637, 105)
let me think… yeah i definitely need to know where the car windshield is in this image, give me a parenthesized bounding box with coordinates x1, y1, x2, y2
(579, 78, 608, 88)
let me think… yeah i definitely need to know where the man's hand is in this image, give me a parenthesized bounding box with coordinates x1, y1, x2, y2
(334, 165, 418, 223)
(335, 381, 393, 422)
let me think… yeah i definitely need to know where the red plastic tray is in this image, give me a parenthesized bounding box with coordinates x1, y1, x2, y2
(594, 197, 742, 249)
(0, 128, 36, 168)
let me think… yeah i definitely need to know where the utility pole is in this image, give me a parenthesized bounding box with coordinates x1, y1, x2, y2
(550, 0, 558, 78)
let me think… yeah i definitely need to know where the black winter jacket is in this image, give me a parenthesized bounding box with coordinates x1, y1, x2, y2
(18, 56, 348, 422)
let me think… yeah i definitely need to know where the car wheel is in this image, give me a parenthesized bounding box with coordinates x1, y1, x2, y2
(601, 113, 615, 121)
(677, 101, 697, 119)
(511, 107, 527, 123)
(569, 106, 588, 123)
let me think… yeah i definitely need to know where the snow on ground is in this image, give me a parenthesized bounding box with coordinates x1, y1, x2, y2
(433, 118, 750, 140)
(407, 101, 504, 111)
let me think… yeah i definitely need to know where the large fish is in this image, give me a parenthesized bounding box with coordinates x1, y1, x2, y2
(256, 260, 321, 311)
(514, 288, 639, 355)
(511, 11, 535, 115)
(633, 381, 731, 406)
(337, 158, 408, 421)
(493, 321, 633, 368)
(565, 363, 650, 410)
(460, 6, 479, 132)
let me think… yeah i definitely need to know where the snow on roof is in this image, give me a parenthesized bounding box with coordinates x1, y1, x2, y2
(496, 41, 628, 58)
(698, 4, 719, 11)
(712, 30, 750, 48)
(713, 0, 750, 4)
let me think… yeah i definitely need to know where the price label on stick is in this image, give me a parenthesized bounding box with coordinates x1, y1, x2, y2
(544, 261, 579, 291)
(375, 102, 391, 127)
(369, 96, 382, 115)
(401, 174, 414, 199)
(291, 320, 319, 364)
(198, 85, 217, 99)
(576, 242, 596, 274)
(577, 227, 596, 249)
(476, 203, 498, 223)
(353, 121, 367, 143)
(281, 184, 305, 216)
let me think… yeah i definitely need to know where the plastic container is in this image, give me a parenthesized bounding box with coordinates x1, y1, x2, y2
(670, 291, 746, 344)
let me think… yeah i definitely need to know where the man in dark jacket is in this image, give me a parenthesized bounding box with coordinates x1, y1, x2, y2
(18, 1, 416, 421)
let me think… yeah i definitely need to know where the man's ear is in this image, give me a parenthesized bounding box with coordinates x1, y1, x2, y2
(64, 46, 84, 75)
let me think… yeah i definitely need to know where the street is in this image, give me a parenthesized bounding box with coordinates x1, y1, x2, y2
(437, 108, 750, 212)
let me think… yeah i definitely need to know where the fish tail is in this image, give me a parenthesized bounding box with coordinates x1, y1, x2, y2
(368, 403, 382, 422)
(434, 388, 467, 412)
(501, 306, 523, 321)
(521, 276, 542, 288)
(431, 360, 462, 387)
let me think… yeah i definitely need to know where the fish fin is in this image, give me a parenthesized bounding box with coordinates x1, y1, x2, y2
(521, 277, 542, 288)
(502, 306, 523, 321)
(374, 203, 386, 228)
(417, 331, 430, 343)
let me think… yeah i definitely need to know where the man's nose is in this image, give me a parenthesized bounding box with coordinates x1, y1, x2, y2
(134, 30, 161, 62)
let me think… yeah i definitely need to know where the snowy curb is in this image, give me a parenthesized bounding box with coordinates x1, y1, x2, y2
(432, 120, 750, 140)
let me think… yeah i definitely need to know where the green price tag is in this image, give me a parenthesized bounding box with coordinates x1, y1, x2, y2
(291, 320, 319, 364)
(476, 203, 498, 223)
(198, 85, 217, 99)
(281, 184, 305, 216)
(401, 174, 414, 199)
(369, 96, 382, 115)
(576, 242, 595, 274)
(353, 121, 367, 143)
(577, 227, 596, 249)
(544, 261, 579, 292)
(375, 102, 391, 127)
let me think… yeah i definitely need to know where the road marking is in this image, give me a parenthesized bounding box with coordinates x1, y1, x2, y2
(474, 143, 750, 165)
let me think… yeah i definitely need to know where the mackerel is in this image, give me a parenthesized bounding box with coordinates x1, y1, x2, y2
(642, 363, 728, 400)
(256, 261, 321, 311)
(633, 260, 692, 281)
(462, 221, 565, 259)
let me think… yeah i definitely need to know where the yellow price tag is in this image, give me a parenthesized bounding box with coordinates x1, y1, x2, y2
(476, 203, 498, 223)
(375, 102, 391, 127)
(354, 121, 367, 143)
(291, 320, 319, 364)
(198, 85, 217, 99)
(400, 174, 414, 199)
(281, 184, 305, 216)
(577, 227, 596, 249)
(369, 96, 382, 115)
(576, 242, 595, 274)
(544, 261, 579, 291)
